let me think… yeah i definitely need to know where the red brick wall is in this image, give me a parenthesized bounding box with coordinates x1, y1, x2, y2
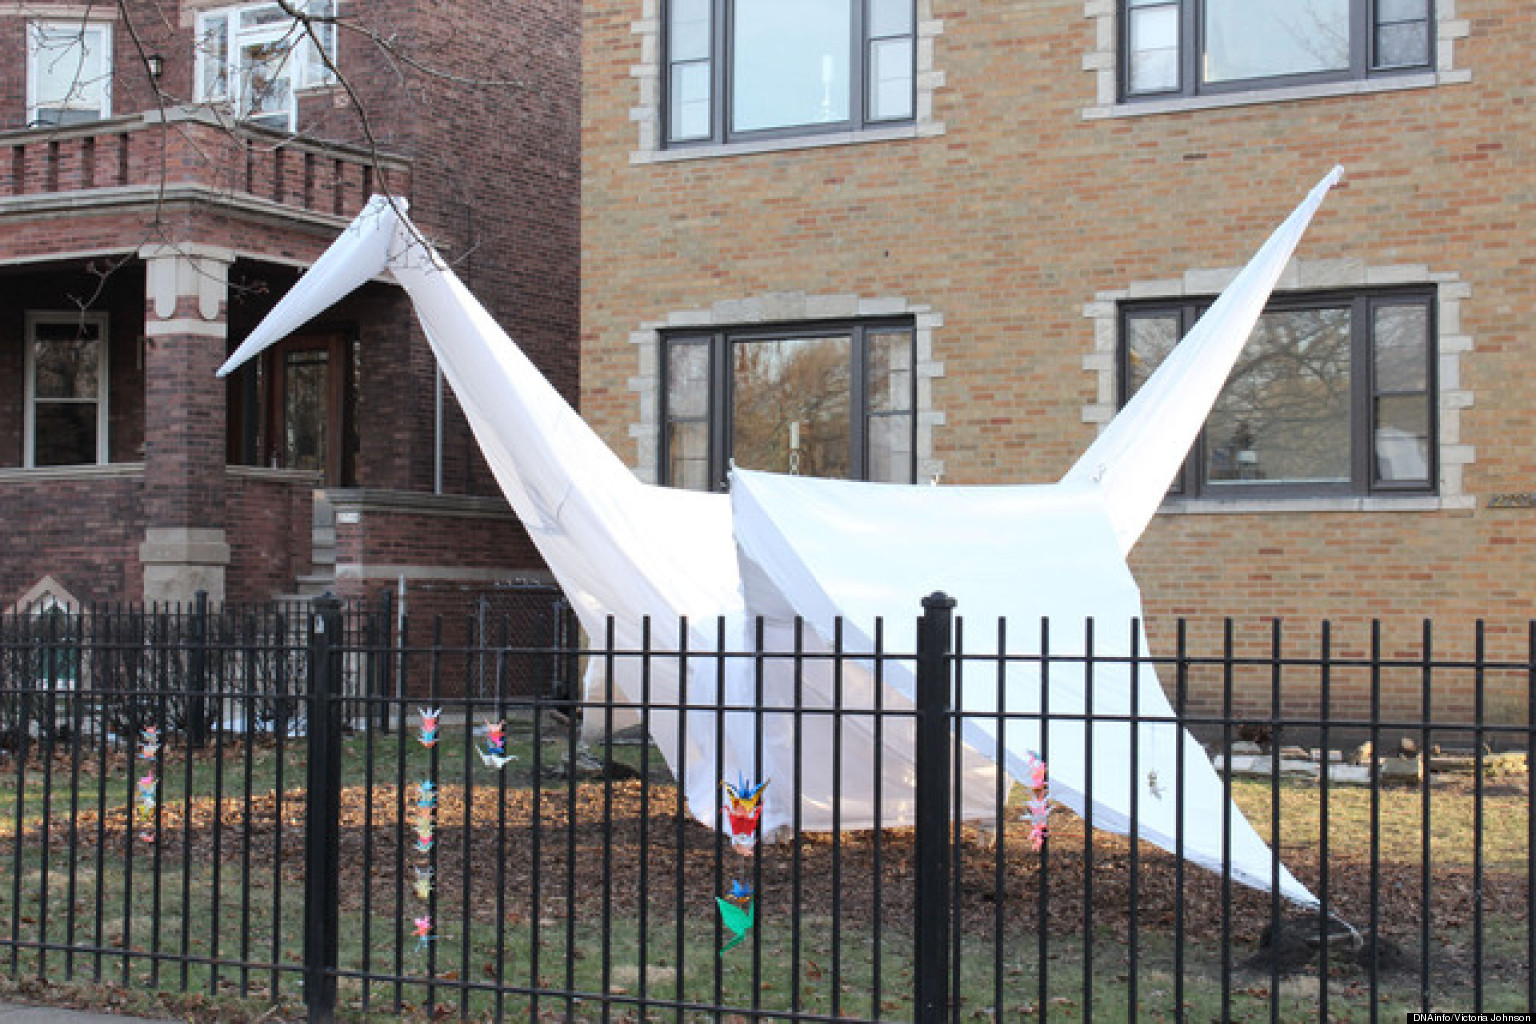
(0, 0, 579, 606)
(329, 493, 549, 697)
(0, 469, 144, 605)
(330, 495, 541, 604)
(224, 471, 317, 604)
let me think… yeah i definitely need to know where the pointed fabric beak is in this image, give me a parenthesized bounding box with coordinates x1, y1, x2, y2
(215, 194, 407, 378)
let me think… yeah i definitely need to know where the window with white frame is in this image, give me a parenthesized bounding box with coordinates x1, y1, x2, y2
(665, 0, 915, 146)
(196, 0, 337, 131)
(25, 312, 110, 469)
(27, 20, 113, 127)
(1123, 0, 1432, 99)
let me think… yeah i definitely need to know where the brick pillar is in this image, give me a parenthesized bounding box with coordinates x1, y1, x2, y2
(137, 244, 234, 606)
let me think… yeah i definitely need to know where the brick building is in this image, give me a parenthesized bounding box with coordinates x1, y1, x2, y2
(579, 0, 1535, 720)
(1, 0, 578, 613)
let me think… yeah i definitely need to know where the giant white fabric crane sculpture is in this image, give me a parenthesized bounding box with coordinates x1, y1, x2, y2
(220, 168, 1345, 907)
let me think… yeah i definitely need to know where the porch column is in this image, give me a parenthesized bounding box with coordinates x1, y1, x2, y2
(137, 244, 234, 606)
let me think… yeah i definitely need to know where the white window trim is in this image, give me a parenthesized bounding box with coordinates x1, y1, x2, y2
(194, 0, 338, 132)
(26, 18, 114, 127)
(1081, 260, 1475, 513)
(629, 0, 947, 163)
(1080, 0, 1472, 120)
(24, 311, 110, 470)
(628, 292, 946, 484)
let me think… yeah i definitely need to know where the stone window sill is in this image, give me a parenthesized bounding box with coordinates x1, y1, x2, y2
(1085, 70, 1468, 120)
(632, 123, 942, 165)
(1157, 494, 1473, 516)
(0, 463, 144, 482)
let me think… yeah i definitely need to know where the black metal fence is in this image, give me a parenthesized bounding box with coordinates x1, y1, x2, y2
(0, 594, 1530, 1023)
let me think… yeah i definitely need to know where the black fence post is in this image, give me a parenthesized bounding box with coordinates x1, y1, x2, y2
(305, 593, 344, 1024)
(187, 591, 209, 749)
(373, 589, 393, 734)
(915, 591, 955, 1024)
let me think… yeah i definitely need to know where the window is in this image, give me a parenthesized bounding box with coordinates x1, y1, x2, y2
(196, 0, 337, 131)
(27, 21, 112, 126)
(24, 312, 109, 469)
(665, 0, 915, 146)
(1121, 291, 1435, 497)
(662, 320, 916, 489)
(1123, 0, 1431, 99)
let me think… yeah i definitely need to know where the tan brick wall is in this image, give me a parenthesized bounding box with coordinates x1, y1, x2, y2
(581, 0, 1536, 719)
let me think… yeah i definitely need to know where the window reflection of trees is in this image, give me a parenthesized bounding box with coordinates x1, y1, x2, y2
(731, 336, 851, 478)
(1206, 308, 1351, 484)
(1124, 294, 1434, 493)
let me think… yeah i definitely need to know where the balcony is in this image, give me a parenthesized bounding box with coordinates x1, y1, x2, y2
(0, 105, 410, 227)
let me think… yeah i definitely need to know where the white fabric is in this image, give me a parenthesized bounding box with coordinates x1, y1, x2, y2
(729, 470, 1313, 902)
(1064, 167, 1343, 555)
(218, 170, 1344, 908)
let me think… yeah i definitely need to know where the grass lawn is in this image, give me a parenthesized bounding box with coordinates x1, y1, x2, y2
(0, 718, 1528, 1023)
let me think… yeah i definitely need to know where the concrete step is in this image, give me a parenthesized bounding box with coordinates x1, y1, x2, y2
(291, 572, 337, 598)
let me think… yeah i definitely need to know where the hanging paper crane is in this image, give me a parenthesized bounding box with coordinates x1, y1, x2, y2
(135, 726, 160, 843)
(716, 880, 755, 954)
(418, 708, 441, 748)
(722, 775, 769, 853)
(1022, 751, 1051, 851)
(412, 915, 434, 952)
(479, 718, 516, 768)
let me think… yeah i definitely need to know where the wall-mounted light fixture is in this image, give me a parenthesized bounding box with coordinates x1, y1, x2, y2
(146, 54, 164, 80)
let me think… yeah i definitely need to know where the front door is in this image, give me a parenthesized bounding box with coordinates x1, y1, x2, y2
(262, 333, 351, 486)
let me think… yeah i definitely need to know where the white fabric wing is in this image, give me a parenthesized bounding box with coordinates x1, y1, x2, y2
(729, 469, 1316, 905)
(1064, 167, 1344, 555)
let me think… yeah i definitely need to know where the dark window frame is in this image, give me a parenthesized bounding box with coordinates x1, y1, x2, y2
(661, 0, 917, 148)
(1118, 288, 1438, 499)
(1119, 0, 1434, 102)
(660, 318, 918, 490)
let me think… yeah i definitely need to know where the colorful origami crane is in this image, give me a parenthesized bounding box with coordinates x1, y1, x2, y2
(414, 832, 435, 854)
(138, 726, 160, 760)
(134, 769, 158, 841)
(412, 866, 434, 901)
(416, 780, 437, 808)
(1022, 751, 1051, 851)
(418, 707, 441, 748)
(716, 894, 755, 954)
(1024, 751, 1047, 791)
(412, 915, 434, 951)
(722, 775, 769, 852)
(477, 718, 515, 768)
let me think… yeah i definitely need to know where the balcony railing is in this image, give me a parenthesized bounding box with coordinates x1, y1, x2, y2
(0, 105, 410, 220)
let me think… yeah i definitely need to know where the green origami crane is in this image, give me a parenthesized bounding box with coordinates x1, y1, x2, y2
(715, 895, 755, 954)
